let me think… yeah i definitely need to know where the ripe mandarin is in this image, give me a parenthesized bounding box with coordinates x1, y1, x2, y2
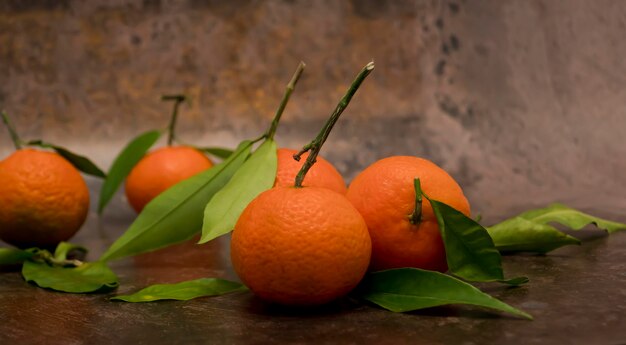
(346, 156, 470, 272)
(0, 149, 90, 248)
(125, 146, 213, 212)
(231, 186, 371, 306)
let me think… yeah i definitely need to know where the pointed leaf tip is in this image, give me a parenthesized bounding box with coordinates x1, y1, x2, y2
(357, 268, 532, 320)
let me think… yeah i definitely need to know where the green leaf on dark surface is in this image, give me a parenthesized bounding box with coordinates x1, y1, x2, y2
(199, 139, 277, 244)
(487, 217, 581, 253)
(0, 248, 35, 266)
(25, 140, 106, 178)
(97, 130, 162, 214)
(357, 268, 532, 319)
(111, 278, 247, 302)
(196, 146, 234, 160)
(497, 203, 626, 234)
(53, 242, 88, 261)
(22, 260, 118, 293)
(429, 198, 506, 282)
(99, 141, 253, 262)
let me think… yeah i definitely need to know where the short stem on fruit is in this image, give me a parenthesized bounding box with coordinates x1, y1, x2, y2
(1, 110, 22, 150)
(265, 61, 306, 140)
(162, 94, 187, 146)
(409, 178, 423, 225)
(293, 61, 375, 187)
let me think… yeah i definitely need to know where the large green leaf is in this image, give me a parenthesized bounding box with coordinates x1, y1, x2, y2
(26, 140, 106, 178)
(98, 130, 162, 214)
(22, 260, 118, 293)
(0, 248, 35, 266)
(430, 199, 506, 282)
(487, 217, 581, 253)
(199, 139, 277, 244)
(100, 141, 253, 261)
(357, 268, 532, 319)
(111, 278, 247, 302)
(486, 203, 624, 253)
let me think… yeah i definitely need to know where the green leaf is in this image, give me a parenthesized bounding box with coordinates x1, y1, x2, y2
(487, 217, 581, 253)
(98, 130, 162, 214)
(511, 203, 626, 234)
(486, 203, 625, 253)
(429, 199, 506, 282)
(22, 260, 118, 293)
(53, 242, 88, 261)
(99, 141, 253, 261)
(199, 139, 278, 244)
(111, 278, 247, 302)
(0, 247, 35, 265)
(357, 268, 532, 319)
(196, 147, 234, 160)
(25, 140, 106, 178)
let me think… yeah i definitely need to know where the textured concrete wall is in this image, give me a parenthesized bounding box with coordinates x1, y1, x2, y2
(0, 0, 625, 221)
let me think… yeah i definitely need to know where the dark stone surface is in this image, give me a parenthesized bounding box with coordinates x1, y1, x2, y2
(1, 183, 626, 344)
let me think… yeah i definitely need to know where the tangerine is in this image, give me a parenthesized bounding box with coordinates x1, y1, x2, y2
(0, 149, 90, 248)
(125, 146, 213, 212)
(346, 156, 470, 272)
(231, 186, 371, 306)
(274, 148, 346, 194)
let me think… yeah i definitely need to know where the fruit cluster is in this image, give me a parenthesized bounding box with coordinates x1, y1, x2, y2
(1, 62, 623, 318)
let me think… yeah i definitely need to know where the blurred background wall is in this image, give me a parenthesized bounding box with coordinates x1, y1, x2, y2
(0, 0, 625, 222)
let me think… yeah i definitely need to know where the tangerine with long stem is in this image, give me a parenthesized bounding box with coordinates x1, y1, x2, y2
(230, 62, 374, 306)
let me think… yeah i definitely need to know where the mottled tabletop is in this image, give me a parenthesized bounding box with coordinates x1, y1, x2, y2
(1, 183, 625, 345)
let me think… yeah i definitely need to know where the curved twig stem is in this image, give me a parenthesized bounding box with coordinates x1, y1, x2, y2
(162, 94, 187, 146)
(293, 61, 375, 187)
(265, 61, 306, 140)
(1, 110, 22, 150)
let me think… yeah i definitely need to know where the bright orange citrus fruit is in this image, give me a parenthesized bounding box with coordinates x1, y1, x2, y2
(125, 146, 213, 212)
(274, 148, 346, 194)
(231, 186, 371, 306)
(0, 149, 90, 248)
(346, 156, 470, 272)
